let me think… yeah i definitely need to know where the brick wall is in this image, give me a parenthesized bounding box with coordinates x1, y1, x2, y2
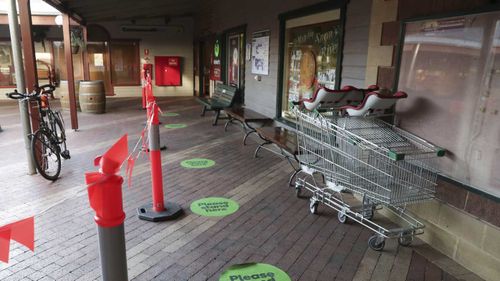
(195, 0, 372, 117)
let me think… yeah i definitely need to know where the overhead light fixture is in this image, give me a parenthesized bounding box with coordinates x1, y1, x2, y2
(54, 15, 63, 26)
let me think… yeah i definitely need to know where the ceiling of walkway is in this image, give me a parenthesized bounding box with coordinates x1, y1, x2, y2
(44, 0, 197, 23)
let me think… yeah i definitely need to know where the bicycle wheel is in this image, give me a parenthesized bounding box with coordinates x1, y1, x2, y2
(31, 129, 61, 181)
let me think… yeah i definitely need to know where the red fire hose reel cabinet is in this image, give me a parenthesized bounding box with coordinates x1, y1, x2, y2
(154, 56, 182, 86)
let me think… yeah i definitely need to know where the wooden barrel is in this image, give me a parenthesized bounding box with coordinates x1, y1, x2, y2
(57, 80, 81, 111)
(79, 80, 106, 114)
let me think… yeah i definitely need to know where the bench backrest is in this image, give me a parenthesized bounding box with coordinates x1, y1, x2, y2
(213, 84, 238, 107)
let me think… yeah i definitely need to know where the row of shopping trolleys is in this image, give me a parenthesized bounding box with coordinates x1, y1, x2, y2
(291, 88, 445, 251)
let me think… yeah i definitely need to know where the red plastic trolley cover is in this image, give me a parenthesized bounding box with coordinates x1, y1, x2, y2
(154, 56, 182, 86)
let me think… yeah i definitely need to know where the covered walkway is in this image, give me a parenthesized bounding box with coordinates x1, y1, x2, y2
(0, 98, 481, 281)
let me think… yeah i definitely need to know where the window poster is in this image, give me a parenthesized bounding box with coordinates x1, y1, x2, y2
(284, 21, 340, 104)
(228, 34, 240, 86)
(251, 30, 270, 75)
(94, 53, 104, 67)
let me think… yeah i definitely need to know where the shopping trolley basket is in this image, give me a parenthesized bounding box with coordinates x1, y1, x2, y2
(292, 106, 445, 251)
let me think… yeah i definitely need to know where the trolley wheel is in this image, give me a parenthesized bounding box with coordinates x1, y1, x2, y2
(368, 235, 385, 251)
(295, 187, 302, 198)
(337, 211, 348, 224)
(398, 234, 414, 247)
(309, 200, 319, 214)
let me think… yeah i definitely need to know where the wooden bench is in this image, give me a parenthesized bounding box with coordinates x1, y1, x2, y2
(254, 127, 298, 158)
(196, 84, 238, 126)
(224, 107, 273, 145)
(255, 126, 300, 187)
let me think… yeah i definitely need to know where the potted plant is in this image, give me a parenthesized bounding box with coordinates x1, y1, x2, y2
(70, 28, 85, 54)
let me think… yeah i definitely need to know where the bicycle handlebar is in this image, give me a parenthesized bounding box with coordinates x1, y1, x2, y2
(6, 83, 56, 101)
(5, 90, 28, 100)
(38, 84, 56, 94)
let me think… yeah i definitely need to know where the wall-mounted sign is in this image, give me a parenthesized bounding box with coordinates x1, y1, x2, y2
(210, 39, 222, 81)
(251, 30, 270, 75)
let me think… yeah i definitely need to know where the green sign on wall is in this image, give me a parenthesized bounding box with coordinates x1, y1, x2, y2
(190, 197, 239, 217)
(219, 263, 291, 281)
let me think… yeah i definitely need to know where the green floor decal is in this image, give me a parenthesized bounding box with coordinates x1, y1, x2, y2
(190, 197, 239, 217)
(164, 123, 187, 129)
(219, 263, 291, 281)
(162, 112, 179, 117)
(180, 158, 215, 169)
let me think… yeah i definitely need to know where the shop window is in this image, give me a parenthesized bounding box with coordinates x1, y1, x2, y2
(397, 11, 500, 196)
(52, 41, 84, 82)
(280, 10, 343, 120)
(110, 40, 140, 86)
(0, 42, 14, 87)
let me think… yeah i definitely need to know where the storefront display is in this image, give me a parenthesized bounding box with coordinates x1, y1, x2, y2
(281, 12, 342, 119)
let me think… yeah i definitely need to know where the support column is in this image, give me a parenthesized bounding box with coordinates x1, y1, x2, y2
(18, 0, 39, 133)
(7, 0, 36, 174)
(82, 25, 90, 81)
(62, 13, 79, 130)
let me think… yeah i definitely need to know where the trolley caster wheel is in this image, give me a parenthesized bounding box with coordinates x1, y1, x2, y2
(368, 235, 385, 251)
(337, 211, 348, 224)
(309, 200, 319, 214)
(295, 187, 302, 198)
(398, 234, 414, 247)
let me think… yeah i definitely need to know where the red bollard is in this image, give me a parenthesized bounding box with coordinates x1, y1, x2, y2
(141, 63, 152, 110)
(138, 101, 182, 222)
(85, 135, 129, 281)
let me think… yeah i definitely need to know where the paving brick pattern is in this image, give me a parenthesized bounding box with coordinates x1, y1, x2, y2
(0, 98, 483, 280)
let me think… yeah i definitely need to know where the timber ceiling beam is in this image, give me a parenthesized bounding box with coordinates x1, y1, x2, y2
(42, 0, 86, 25)
(0, 14, 80, 25)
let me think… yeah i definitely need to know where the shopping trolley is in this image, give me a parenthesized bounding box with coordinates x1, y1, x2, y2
(292, 106, 445, 251)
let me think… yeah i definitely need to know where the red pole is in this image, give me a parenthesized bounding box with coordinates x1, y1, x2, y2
(148, 103, 165, 212)
(85, 135, 129, 281)
(137, 73, 182, 222)
(142, 64, 152, 110)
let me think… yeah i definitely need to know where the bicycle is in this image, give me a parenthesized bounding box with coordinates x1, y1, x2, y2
(6, 84, 71, 181)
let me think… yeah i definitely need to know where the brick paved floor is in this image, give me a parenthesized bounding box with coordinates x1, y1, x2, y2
(0, 98, 483, 281)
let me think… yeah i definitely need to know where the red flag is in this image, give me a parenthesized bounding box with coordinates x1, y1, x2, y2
(0, 217, 35, 263)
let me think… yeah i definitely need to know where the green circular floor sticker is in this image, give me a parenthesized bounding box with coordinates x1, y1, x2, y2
(162, 112, 179, 117)
(219, 263, 291, 281)
(164, 123, 187, 129)
(181, 158, 215, 169)
(190, 197, 239, 217)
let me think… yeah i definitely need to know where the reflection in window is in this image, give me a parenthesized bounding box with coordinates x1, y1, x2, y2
(281, 10, 342, 120)
(0, 42, 14, 86)
(52, 41, 84, 82)
(397, 12, 500, 196)
(110, 41, 140, 86)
